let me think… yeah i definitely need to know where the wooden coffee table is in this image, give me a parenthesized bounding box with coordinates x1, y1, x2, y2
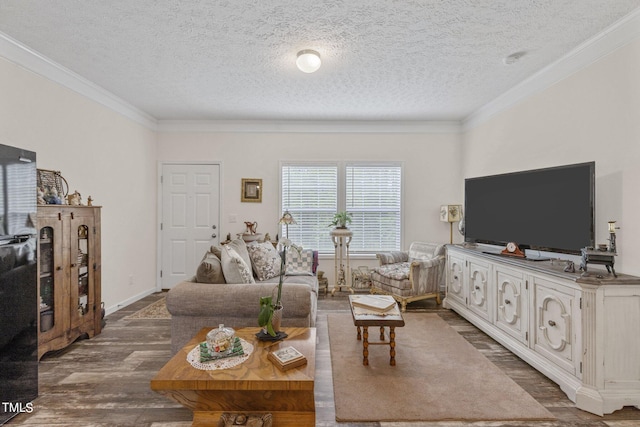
(151, 327, 316, 427)
(348, 295, 405, 366)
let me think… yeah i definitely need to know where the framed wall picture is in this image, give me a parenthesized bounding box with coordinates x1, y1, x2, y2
(241, 178, 262, 203)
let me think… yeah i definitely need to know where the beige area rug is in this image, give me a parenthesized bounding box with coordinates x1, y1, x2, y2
(124, 297, 171, 319)
(328, 313, 555, 423)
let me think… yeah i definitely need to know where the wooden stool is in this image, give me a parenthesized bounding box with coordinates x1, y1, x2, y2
(348, 295, 405, 366)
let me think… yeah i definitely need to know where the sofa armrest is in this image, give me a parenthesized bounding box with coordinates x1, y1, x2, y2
(409, 255, 446, 293)
(376, 251, 409, 266)
(409, 256, 443, 270)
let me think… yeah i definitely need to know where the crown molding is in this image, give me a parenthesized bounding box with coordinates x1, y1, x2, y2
(3, 4, 639, 136)
(463, 7, 640, 131)
(156, 119, 462, 134)
(0, 31, 158, 130)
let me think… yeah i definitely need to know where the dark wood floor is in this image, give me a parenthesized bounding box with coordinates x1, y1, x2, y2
(7, 291, 640, 426)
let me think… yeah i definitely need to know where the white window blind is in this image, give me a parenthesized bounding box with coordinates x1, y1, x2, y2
(0, 162, 37, 236)
(281, 162, 402, 254)
(281, 164, 337, 252)
(346, 164, 402, 253)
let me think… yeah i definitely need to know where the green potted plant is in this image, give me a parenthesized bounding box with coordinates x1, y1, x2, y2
(329, 211, 352, 229)
(258, 238, 301, 337)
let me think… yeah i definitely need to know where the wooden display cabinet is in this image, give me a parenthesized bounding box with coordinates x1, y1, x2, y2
(37, 205, 102, 359)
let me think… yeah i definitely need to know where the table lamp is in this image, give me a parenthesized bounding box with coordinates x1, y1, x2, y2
(440, 205, 462, 244)
(279, 210, 297, 238)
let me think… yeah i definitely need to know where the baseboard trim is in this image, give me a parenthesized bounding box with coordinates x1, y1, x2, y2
(106, 288, 159, 316)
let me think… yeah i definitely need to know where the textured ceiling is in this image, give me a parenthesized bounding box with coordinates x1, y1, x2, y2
(1, 1, 639, 121)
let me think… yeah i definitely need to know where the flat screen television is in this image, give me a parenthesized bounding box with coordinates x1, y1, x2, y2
(464, 161, 595, 256)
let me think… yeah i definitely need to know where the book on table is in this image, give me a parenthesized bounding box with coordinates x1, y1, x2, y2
(268, 346, 307, 371)
(351, 295, 396, 312)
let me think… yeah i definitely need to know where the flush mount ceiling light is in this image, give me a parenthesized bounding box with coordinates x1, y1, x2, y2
(296, 49, 321, 73)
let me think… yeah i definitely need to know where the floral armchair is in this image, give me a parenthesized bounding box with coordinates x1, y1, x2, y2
(370, 242, 446, 312)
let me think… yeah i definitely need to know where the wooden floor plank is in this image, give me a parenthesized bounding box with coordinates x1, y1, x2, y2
(8, 291, 640, 426)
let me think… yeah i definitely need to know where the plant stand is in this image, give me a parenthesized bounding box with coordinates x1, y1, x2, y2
(330, 228, 353, 296)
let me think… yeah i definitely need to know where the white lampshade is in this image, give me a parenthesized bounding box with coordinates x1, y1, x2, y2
(440, 205, 462, 223)
(296, 50, 321, 73)
(279, 210, 297, 225)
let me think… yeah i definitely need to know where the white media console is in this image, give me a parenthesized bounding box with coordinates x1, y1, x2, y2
(443, 244, 640, 416)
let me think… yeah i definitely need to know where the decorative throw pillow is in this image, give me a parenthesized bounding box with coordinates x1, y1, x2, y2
(225, 238, 253, 272)
(209, 245, 222, 260)
(285, 248, 314, 276)
(195, 250, 225, 284)
(220, 245, 255, 284)
(247, 242, 282, 281)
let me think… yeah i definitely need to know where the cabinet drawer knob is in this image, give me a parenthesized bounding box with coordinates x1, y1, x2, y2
(474, 285, 480, 290)
(548, 320, 556, 327)
(453, 275, 458, 280)
(504, 299, 511, 305)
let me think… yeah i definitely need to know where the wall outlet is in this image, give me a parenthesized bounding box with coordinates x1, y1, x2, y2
(229, 214, 237, 223)
(128, 275, 134, 286)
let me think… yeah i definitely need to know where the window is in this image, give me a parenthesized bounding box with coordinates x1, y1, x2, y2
(345, 164, 402, 253)
(281, 164, 337, 252)
(281, 162, 402, 254)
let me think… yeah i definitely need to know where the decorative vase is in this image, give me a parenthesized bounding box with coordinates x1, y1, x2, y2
(271, 305, 283, 333)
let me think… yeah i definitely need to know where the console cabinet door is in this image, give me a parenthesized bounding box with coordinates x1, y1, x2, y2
(495, 266, 528, 345)
(446, 253, 466, 306)
(533, 277, 579, 375)
(468, 257, 492, 322)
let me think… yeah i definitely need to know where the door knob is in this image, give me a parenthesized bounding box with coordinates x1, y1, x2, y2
(212, 225, 217, 229)
(212, 233, 217, 238)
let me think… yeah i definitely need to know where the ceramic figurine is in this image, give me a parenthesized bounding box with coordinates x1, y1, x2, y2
(37, 187, 46, 205)
(87, 196, 93, 206)
(67, 190, 82, 206)
(44, 186, 62, 204)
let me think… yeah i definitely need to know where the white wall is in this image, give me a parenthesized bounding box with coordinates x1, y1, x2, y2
(463, 38, 640, 275)
(157, 131, 463, 284)
(6, 30, 636, 310)
(0, 57, 158, 314)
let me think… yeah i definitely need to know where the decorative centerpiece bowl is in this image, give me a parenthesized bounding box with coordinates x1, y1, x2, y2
(206, 324, 235, 356)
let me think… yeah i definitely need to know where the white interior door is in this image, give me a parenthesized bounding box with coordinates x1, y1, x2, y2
(161, 163, 220, 289)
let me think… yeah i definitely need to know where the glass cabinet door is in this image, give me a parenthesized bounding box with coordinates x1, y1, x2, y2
(77, 224, 90, 316)
(39, 226, 55, 333)
(70, 217, 94, 328)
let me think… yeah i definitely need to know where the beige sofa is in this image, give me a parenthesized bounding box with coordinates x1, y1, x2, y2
(166, 239, 318, 354)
